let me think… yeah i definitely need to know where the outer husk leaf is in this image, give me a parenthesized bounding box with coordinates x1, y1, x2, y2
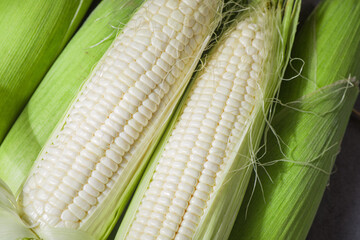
(229, 0, 360, 239)
(0, 178, 95, 240)
(37, 227, 95, 240)
(0, 179, 38, 239)
(115, 0, 300, 239)
(0, 0, 92, 143)
(0, 0, 145, 195)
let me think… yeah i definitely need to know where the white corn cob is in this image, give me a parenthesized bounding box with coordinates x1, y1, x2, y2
(19, 0, 221, 232)
(125, 14, 268, 240)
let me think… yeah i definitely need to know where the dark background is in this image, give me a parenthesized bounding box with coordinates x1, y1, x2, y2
(301, 0, 360, 239)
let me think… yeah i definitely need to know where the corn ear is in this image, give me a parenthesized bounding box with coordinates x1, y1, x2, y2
(2, 0, 224, 239)
(0, 1, 146, 237)
(0, 0, 146, 194)
(0, 0, 92, 143)
(229, 0, 360, 239)
(116, 0, 300, 239)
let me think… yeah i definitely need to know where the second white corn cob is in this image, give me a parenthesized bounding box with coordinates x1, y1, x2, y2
(127, 16, 267, 240)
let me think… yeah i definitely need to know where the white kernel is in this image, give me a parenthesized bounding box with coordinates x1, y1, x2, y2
(64, 220, 79, 229)
(169, 204, 185, 216)
(59, 184, 77, 198)
(151, 211, 166, 222)
(193, 190, 209, 201)
(177, 227, 194, 238)
(42, 214, 60, 226)
(83, 185, 100, 198)
(197, 182, 212, 193)
(183, 212, 200, 224)
(166, 212, 182, 225)
(168, 18, 183, 32)
(101, 157, 118, 172)
(48, 196, 66, 210)
(160, 227, 175, 238)
(61, 209, 78, 222)
(181, 220, 198, 232)
(186, 205, 203, 216)
(96, 162, 114, 177)
(63, 176, 83, 191)
(68, 203, 86, 220)
(142, 51, 156, 65)
(73, 197, 91, 211)
(163, 220, 179, 232)
(144, 226, 159, 236)
(92, 171, 108, 184)
(115, 137, 131, 152)
(173, 197, 188, 209)
(178, 182, 195, 194)
(79, 190, 97, 206)
(72, 163, 91, 177)
(36, 189, 49, 201)
(250, 70, 259, 79)
(142, 233, 156, 240)
(241, 101, 253, 112)
(252, 38, 264, 50)
(246, 46, 258, 55)
(199, 174, 215, 186)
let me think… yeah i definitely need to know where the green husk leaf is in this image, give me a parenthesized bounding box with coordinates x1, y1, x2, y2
(115, 0, 301, 239)
(0, 179, 38, 239)
(0, 209, 38, 240)
(230, 80, 358, 240)
(0, 0, 93, 143)
(229, 0, 360, 239)
(0, 177, 95, 240)
(37, 227, 95, 240)
(0, 0, 145, 195)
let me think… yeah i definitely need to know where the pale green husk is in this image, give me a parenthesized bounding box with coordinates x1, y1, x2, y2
(115, 0, 301, 239)
(0, 0, 93, 143)
(0, 179, 37, 239)
(0, 178, 94, 239)
(229, 0, 360, 239)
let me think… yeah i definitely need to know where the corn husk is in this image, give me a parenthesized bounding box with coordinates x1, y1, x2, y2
(0, 178, 94, 239)
(115, 0, 301, 239)
(0, 0, 93, 143)
(229, 0, 360, 239)
(0, 179, 94, 239)
(0, 178, 38, 239)
(0, 0, 145, 195)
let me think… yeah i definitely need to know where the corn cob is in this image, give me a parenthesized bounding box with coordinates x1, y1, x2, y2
(127, 18, 267, 240)
(0, 0, 92, 143)
(0, 0, 146, 194)
(116, 0, 301, 239)
(13, 0, 222, 239)
(230, 0, 360, 239)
